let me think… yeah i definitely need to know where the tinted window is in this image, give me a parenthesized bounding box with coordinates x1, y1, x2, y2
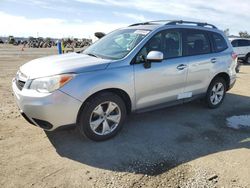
(238, 39, 250, 47)
(212, 33, 228, 52)
(136, 32, 162, 63)
(184, 30, 210, 56)
(164, 31, 182, 58)
(231, 40, 238, 47)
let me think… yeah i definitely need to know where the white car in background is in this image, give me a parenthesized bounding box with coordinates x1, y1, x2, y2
(229, 38, 250, 64)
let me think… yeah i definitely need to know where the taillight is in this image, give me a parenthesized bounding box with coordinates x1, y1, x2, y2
(232, 52, 237, 60)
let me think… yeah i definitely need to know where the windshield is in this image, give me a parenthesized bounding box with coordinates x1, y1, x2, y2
(83, 29, 150, 60)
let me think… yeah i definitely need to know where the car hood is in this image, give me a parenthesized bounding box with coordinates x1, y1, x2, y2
(20, 53, 111, 79)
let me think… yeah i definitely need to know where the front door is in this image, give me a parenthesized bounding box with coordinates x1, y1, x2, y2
(133, 30, 188, 110)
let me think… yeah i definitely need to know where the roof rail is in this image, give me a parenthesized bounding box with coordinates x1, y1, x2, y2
(166, 20, 217, 29)
(129, 20, 217, 29)
(129, 20, 174, 27)
(129, 22, 151, 27)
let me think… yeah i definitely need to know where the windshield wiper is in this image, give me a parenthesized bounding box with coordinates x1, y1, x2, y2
(86, 53, 99, 58)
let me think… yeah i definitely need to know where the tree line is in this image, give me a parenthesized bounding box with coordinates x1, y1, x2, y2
(224, 29, 250, 38)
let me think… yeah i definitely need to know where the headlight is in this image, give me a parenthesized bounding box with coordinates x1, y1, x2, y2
(29, 74, 75, 93)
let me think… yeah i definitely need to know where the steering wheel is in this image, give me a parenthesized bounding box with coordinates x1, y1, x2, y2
(111, 41, 124, 49)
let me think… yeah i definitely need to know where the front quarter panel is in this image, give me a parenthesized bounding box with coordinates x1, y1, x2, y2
(60, 65, 136, 110)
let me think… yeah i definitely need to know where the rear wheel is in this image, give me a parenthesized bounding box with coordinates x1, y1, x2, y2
(236, 61, 240, 73)
(78, 92, 126, 141)
(205, 78, 226, 109)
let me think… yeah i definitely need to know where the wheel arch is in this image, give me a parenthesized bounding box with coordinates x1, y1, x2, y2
(245, 53, 250, 62)
(76, 88, 132, 124)
(210, 72, 230, 91)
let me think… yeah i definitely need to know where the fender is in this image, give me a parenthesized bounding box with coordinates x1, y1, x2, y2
(60, 65, 136, 111)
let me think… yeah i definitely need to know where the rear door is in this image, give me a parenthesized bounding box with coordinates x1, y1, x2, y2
(182, 29, 214, 95)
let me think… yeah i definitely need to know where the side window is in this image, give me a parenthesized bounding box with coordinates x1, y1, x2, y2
(212, 33, 228, 52)
(238, 40, 250, 47)
(136, 32, 162, 63)
(184, 30, 211, 56)
(231, 40, 238, 47)
(164, 31, 182, 58)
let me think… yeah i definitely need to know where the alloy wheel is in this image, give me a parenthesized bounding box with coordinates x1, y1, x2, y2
(210, 82, 225, 105)
(89, 101, 121, 135)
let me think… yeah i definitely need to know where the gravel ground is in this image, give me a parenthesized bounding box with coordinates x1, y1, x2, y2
(0, 45, 250, 188)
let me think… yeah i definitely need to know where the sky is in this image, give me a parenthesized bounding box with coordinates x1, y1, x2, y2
(0, 0, 249, 39)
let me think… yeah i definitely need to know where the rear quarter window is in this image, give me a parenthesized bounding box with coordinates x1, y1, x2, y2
(211, 33, 228, 52)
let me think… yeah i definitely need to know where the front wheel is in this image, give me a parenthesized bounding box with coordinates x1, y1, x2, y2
(78, 92, 127, 141)
(205, 78, 226, 109)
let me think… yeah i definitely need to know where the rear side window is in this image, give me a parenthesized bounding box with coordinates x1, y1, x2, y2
(231, 40, 238, 47)
(211, 33, 228, 52)
(232, 39, 250, 47)
(184, 30, 211, 56)
(238, 39, 250, 47)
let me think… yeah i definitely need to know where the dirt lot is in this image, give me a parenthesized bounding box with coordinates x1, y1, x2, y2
(0, 44, 250, 188)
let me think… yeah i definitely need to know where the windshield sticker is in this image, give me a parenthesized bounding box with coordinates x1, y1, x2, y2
(134, 30, 150, 35)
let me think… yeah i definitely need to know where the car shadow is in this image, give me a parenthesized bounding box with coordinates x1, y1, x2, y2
(45, 93, 250, 175)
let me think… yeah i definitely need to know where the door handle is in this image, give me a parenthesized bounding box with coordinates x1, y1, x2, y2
(211, 58, 217, 63)
(177, 64, 187, 70)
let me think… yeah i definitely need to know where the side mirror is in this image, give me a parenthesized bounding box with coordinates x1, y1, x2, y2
(144, 51, 164, 69)
(146, 51, 164, 62)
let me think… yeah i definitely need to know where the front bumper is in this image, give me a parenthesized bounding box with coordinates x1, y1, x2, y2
(12, 79, 82, 130)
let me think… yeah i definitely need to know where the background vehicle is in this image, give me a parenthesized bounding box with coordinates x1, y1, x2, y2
(12, 20, 237, 141)
(229, 38, 250, 64)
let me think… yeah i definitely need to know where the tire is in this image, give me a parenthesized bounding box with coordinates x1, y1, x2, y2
(205, 77, 226, 109)
(78, 92, 127, 141)
(236, 67, 240, 73)
(236, 62, 240, 73)
(245, 54, 250, 64)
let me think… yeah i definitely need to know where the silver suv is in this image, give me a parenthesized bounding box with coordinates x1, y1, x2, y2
(12, 20, 237, 141)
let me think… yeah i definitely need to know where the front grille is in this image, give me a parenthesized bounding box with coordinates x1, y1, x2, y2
(16, 80, 26, 90)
